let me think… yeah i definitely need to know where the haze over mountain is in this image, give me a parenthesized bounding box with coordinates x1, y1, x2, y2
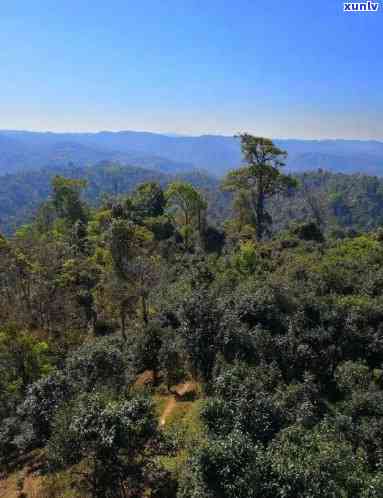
(1, 130, 383, 177)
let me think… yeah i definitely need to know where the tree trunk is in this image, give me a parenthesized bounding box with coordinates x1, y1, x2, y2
(255, 190, 265, 241)
(142, 295, 148, 324)
(120, 306, 127, 341)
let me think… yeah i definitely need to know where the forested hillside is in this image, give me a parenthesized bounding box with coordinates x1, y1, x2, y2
(0, 163, 228, 235)
(2, 136, 383, 497)
(270, 169, 383, 234)
(2, 160, 383, 237)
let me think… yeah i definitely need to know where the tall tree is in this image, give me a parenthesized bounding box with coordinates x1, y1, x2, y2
(132, 182, 166, 220)
(165, 181, 207, 249)
(52, 176, 88, 226)
(107, 219, 156, 334)
(223, 134, 296, 240)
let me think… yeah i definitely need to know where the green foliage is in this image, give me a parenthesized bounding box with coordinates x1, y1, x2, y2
(0, 325, 52, 413)
(233, 240, 258, 274)
(203, 364, 283, 442)
(178, 431, 270, 498)
(131, 181, 166, 219)
(290, 221, 324, 242)
(165, 181, 207, 226)
(65, 337, 127, 392)
(335, 361, 372, 395)
(267, 423, 369, 497)
(109, 218, 153, 277)
(223, 134, 297, 240)
(165, 181, 207, 249)
(4, 158, 383, 496)
(178, 290, 221, 383)
(21, 337, 129, 445)
(270, 170, 383, 235)
(131, 321, 162, 378)
(47, 393, 159, 497)
(52, 175, 88, 225)
(22, 371, 72, 442)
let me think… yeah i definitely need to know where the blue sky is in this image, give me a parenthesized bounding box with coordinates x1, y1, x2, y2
(1, 0, 382, 139)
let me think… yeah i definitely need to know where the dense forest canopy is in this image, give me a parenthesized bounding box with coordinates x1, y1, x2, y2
(2, 136, 383, 497)
(0, 163, 229, 236)
(3, 159, 383, 237)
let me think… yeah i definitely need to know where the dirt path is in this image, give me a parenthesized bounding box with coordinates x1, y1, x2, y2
(0, 451, 44, 498)
(134, 369, 155, 387)
(0, 477, 10, 497)
(160, 396, 176, 426)
(0, 470, 42, 498)
(174, 381, 195, 397)
(159, 381, 196, 426)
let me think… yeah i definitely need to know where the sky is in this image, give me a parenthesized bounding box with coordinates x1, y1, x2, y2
(1, 0, 382, 139)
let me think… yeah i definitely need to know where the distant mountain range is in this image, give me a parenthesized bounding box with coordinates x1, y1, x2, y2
(1, 130, 383, 176)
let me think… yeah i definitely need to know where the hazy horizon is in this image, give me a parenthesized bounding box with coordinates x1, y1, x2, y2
(1, 128, 383, 143)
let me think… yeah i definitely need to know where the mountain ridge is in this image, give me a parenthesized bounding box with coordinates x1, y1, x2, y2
(1, 130, 383, 177)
